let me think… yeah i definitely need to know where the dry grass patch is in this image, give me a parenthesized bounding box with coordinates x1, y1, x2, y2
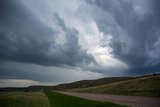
(0, 92, 50, 107)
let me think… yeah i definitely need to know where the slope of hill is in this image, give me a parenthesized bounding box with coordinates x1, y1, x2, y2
(25, 77, 133, 91)
(53, 77, 133, 90)
(75, 74, 160, 97)
(26, 86, 53, 92)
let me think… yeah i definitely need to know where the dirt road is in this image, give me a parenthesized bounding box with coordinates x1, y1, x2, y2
(61, 92, 160, 107)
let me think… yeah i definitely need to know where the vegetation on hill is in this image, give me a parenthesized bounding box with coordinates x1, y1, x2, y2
(54, 77, 133, 90)
(26, 77, 133, 91)
(45, 91, 127, 107)
(23, 73, 160, 97)
(26, 86, 53, 92)
(75, 75, 160, 97)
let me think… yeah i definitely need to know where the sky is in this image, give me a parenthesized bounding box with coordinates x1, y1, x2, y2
(0, 0, 160, 87)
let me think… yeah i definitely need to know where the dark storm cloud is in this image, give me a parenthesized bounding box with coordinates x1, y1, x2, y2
(0, 0, 95, 67)
(86, 0, 160, 73)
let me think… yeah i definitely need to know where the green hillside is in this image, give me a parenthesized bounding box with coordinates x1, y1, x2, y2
(75, 75, 160, 97)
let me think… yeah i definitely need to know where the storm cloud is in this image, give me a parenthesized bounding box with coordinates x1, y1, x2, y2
(84, 0, 160, 74)
(0, 0, 160, 87)
(0, 0, 95, 67)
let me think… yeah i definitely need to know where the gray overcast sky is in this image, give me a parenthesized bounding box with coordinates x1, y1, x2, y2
(0, 0, 160, 87)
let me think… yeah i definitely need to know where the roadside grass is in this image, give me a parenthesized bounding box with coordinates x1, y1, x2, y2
(75, 75, 160, 97)
(45, 91, 127, 107)
(0, 92, 50, 107)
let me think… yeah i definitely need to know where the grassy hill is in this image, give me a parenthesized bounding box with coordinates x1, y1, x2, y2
(74, 74, 160, 97)
(54, 77, 133, 90)
(26, 77, 133, 91)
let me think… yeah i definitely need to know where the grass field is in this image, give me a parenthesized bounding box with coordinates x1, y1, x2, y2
(0, 92, 50, 107)
(45, 91, 127, 107)
(0, 91, 126, 107)
(75, 75, 160, 97)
